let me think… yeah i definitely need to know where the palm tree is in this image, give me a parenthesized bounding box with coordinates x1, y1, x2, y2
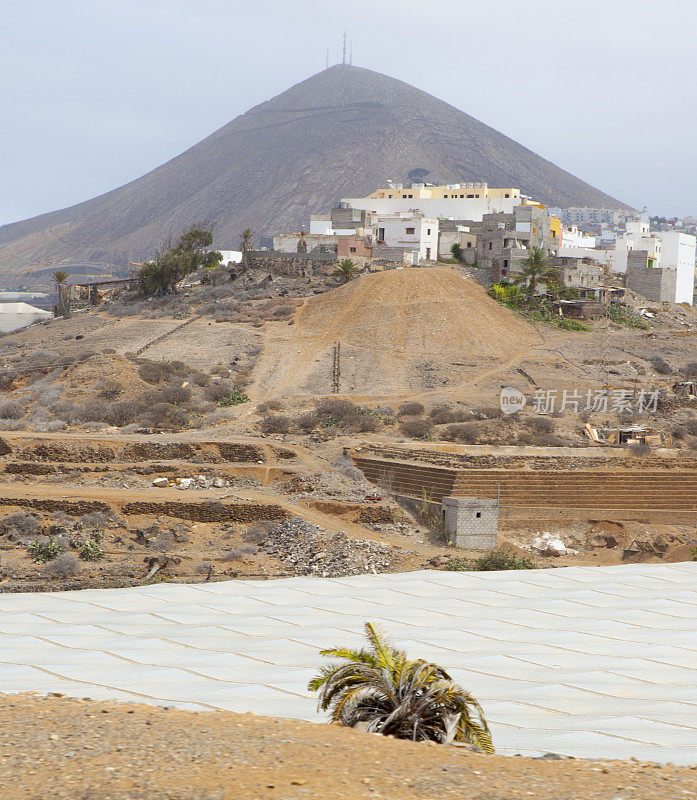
(239, 228, 253, 272)
(333, 258, 359, 284)
(512, 247, 558, 296)
(308, 622, 494, 752)
(296, 230, 308, 253)
(52, 270, 69, 287)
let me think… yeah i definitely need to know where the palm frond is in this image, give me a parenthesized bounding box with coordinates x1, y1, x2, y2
(308, 622, 494, 752)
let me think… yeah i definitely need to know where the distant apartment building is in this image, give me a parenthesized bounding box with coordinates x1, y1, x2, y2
(342, 182, 536, 222)
(550, 207, 621, 226)
(477, 205, 560, 282)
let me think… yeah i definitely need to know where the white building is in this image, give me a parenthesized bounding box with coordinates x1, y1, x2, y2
(560, 225, 597, 249)
(656, 231, 696, 304)
(342, 182, 535, 223)
(373, 212, 439, 262)
(216, 250, 243, 266)
(0, 302, 52, 334)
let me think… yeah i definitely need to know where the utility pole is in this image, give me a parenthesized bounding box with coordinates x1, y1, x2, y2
(332, 342, 341, 393)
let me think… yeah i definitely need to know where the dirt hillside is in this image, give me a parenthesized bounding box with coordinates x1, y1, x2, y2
(255, 268, 541, 398)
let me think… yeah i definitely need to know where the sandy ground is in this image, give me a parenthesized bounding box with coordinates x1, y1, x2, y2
(1, 695, 694, 800)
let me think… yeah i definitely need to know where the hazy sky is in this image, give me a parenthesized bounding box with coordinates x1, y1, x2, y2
(1, 0, 696, 226)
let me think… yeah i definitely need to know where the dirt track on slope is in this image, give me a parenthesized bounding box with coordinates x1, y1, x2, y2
(1, 695, 693, 800)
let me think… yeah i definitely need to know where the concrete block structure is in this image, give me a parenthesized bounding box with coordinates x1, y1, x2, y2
(626, 251, 677, 302)
(441, 496, 498, 550)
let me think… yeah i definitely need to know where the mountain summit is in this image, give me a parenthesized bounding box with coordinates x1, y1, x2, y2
(0, 65, 626, 272)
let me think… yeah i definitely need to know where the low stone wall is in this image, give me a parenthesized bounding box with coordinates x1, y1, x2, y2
(0, 498, 112, 515)
(8, 439, 273, 465)
(247, 251, 335, 277)
(121, 501, 288, 523)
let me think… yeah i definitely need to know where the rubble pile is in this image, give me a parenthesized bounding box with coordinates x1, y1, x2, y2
(528, 532, 579, 557)
(151, 475, 260, 490)
(261, 517, 394, 577)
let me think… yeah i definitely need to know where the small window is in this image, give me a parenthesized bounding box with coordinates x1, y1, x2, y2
(444, 194, 448, 198)
(467, 194, 474, 198)
(406, 227, 415, 235)
(467, 241, 472, 248)
(488, 242, 493, 250)
(505, 193, 510, 198)
(408, 194, 413, 198)
(475, 511, 482, 518)
(503, 259, 508, 269)
(427, 228, 431, 235)
(460, 194, 464, 198)
(349, 247, 356, 253)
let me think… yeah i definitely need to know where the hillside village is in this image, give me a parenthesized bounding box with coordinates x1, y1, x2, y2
(0, 179, 697, 595)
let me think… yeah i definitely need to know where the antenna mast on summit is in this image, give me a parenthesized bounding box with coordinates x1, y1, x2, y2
(342, 31, 347, 64)
(349, 38, 352, 65)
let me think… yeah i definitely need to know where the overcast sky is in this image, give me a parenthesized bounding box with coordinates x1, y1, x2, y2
(1, 0, 695, 226)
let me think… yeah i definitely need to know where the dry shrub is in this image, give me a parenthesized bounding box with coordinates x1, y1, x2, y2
(0, 401, 25, 419)
(398, 402, 425, 417)
(81, 400, 110, 422)
(686, 419, 697, 436)
(684, 362, 697, 379)
(399, 417, 433, 439)
(260, 414, 292, 435)
(140, 403, 189, 430)
(243, 521, 275, 543)
(190, 372, 210, 387)
(350, 415, 380, 433)
(40, 552, 81, 579)
(204, 381, 234, 401)
(517, 431, 534, 446)
(223, 545, 259, 560)
(296, 413, 319, 433)
(0, 512, 41, 540)
(49, 401, 88, 425)
(258, 399, 284, 412)
(315, 398, 359, 425)
(143, 383, 192, 406)
(524, 416, 555, 434)
(651, 357, 672, 375)
(97, 379, 123, 399)
(672, 426, 687, 440)
(107, 401, 146, 427)
(443, 422, 478, 443)
(137, 360, 189, 384)
(474, 406, 503, 420)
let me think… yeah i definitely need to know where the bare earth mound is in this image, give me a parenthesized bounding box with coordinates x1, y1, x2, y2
(255, 268, 540, 398)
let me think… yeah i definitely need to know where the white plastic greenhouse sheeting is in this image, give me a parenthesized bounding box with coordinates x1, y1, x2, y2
(1, 563, 696, 764)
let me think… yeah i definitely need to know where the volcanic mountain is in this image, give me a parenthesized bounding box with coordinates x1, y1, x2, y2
(0, 64, 626, 274)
